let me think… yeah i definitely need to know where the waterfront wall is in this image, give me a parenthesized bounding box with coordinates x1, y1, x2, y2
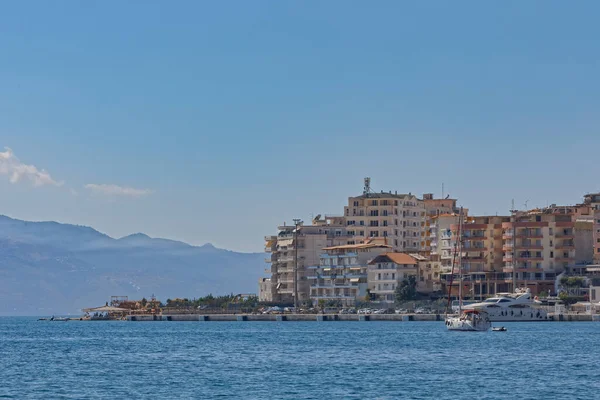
(126, 313, 598, 322)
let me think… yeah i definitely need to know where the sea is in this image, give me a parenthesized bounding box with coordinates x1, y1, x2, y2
(1, 318, 598, 399)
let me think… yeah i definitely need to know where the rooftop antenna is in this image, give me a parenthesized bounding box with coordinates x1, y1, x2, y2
(442, 182, 444, 199)
(363, 177, 371, 196)
(524, 200, 529, 210)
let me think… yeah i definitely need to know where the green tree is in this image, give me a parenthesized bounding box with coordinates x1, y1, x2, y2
(395, 276, 417, 304)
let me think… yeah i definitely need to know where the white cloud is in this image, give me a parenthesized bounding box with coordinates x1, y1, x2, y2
(84, 183, 153, 198)
(0, 147, 63, 187)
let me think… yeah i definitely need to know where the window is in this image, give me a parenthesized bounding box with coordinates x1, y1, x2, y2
(383, 220, 388, 226)
(371, 200, 378, 206)
(359, 231, 364, 236)
(395, 219, 398, 225)
(347, 220, 355, 225)
(383, 231, 388, 237)
(550, 251, 554, 258)
(359, 221, 364, 226)
(378, 273, 381, 280)
(394, 239, 398, 246)
(353, 201, 359, 207)
(369, 221, 379, 227)
(394, 200, 398, 206)
(392, 273, 395, 279)
(394, 229, 398, 236)
(382, 200, 388, 206)
(370, 210, 379, 216)
(370, 231, 379, 237)
(382, 210, 388, 216)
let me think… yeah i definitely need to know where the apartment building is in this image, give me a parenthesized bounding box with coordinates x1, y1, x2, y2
(307, 239, 390, 306)
(442, 215, 510, 298)
(501, 208, 581, 295)
(340, 179, 425, 253)
(368, 253, 418, 302)
(423, 194, 466, 255)
(583, 193, 600, 263)
(411, 253, 443, 294)
(258, 278, 273, 302)
(263, 216, 350, 304)
(431, 213, 461, 263)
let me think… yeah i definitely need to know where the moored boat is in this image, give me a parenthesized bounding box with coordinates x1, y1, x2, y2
(466, 288, 548, 322)
(446, 309, 492, 331)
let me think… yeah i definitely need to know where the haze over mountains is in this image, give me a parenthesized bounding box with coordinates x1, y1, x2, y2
(0, 215, 264, 315)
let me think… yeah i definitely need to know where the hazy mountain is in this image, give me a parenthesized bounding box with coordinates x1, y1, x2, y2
(0, 215, 264, 316)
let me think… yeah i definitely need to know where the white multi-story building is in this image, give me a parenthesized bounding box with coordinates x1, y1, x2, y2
(368, 253, 418, 303)
(307, 239, 390, 306)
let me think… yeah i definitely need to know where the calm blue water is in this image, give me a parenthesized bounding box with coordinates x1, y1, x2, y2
(1, 318, 598, 399)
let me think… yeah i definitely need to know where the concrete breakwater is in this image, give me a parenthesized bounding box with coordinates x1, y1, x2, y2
(126, 313, 598, 322)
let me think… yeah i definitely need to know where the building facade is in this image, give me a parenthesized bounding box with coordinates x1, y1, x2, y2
(368, 253, 418, 303)
(307, 240, 390, 306)
(263, 216, 350, 304)
(583, 193, 600, 263)
(340, 180, 425, 253)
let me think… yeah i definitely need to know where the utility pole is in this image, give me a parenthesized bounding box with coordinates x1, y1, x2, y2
(293, 218, 302, 311)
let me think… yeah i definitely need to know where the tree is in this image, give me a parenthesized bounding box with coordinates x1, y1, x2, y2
(364, 288, 375, 302)
(395, 276, 417, 304)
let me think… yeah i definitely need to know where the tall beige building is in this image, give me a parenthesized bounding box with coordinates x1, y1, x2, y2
(583, 193, 600, 263)
(338, 179, 425, 253)
(442, 215, 510, 298)
(263, 216, 350, 304)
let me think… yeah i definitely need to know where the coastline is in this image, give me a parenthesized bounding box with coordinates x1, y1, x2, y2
(125, 313, 600, 322)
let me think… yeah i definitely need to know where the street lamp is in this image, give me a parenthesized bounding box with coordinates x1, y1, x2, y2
(293, 218, 303, 311)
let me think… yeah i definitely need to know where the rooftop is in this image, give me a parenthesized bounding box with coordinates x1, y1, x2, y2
(368, 252, 418, 265)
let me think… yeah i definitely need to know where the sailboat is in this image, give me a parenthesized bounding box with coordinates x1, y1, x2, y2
(445, 208, 491, 332)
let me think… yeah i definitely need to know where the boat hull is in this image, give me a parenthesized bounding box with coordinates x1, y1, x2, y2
(445, 316, 491, 331)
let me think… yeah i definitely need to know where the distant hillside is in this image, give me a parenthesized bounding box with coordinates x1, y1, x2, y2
(0, 215, 264, 315)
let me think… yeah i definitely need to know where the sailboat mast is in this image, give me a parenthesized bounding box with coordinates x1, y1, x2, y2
(458, 208, 464, 313)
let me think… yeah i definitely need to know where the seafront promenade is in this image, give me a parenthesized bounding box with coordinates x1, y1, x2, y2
(126, 313, 599, 322)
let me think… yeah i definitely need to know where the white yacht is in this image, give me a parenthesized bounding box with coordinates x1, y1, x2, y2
(466, 288, 548, 322)
(446, 309, 492, 331)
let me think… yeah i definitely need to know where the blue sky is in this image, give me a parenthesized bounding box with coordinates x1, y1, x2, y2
(1, 1, 599, 252)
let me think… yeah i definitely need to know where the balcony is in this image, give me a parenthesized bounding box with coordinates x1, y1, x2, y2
(463, 247, 487, 252)
(463, 236, 487, 241)
(515, 245, 544, 250)
(555, 243, 575, 250)
(516, 257, 543, 262)
(265, 235, 277, 241)
(515, 232, 543, 239)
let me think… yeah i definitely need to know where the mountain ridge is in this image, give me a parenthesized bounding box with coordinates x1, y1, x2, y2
(0, 215, 264, 315)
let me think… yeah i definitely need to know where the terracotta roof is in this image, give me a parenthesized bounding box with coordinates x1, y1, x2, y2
(368, 252, 417, 265)
(322, 243, 391, 251)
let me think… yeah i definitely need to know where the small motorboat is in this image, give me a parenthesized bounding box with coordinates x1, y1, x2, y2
(492, 326, 507, 332)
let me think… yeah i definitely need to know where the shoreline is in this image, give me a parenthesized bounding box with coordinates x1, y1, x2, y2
(125, 313, 600, 322)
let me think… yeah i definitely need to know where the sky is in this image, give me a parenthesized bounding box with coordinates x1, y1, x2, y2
(1, 1, 600, 253)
